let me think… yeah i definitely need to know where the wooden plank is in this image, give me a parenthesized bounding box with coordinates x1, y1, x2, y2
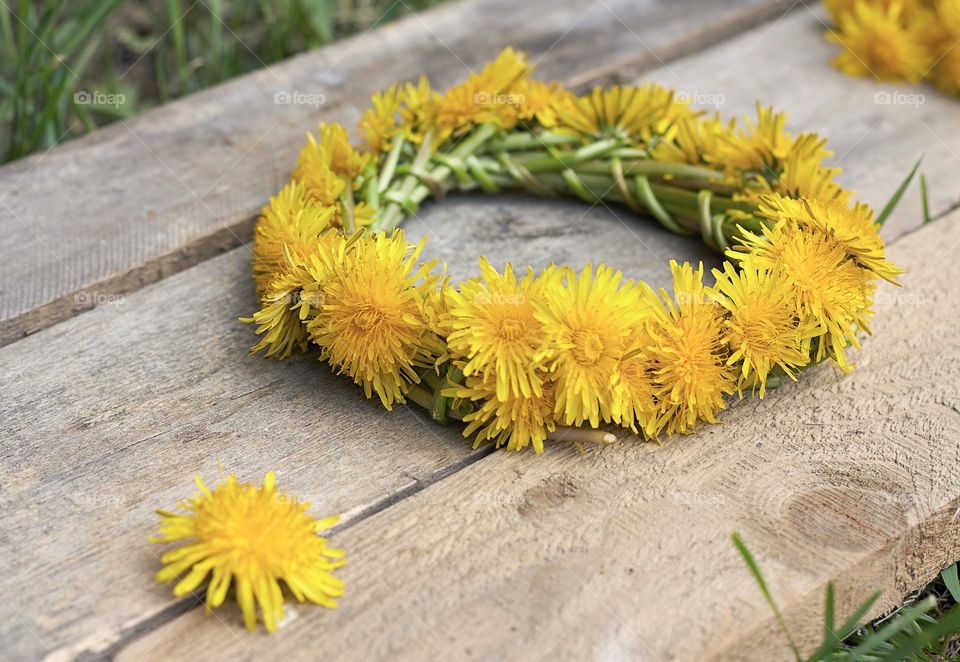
(642, 4, 960, 240)
(116, 208, 960, 661)
(0, 0, 794, 347)
(0, 196, 716, 661)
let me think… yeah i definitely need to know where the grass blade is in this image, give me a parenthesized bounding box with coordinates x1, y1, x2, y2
(731, 533, 803, 661)
(877, 157, 921, 227)
(942, 563, 960, 603)
(920, 173, 931, 224)
(877, 603, 960, 661)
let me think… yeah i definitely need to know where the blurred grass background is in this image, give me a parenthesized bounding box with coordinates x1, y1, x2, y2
(0, 0, 444, 164)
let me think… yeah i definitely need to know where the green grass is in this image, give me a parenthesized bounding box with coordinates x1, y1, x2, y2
(0, 0, 445, 163)
(734, 533, 960, 660)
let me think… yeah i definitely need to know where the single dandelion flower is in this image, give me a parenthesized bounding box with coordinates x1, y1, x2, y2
(399, 75, 440, 144)
(774, 133, 847, 203)
(916, 1, 960, 96)
(434, 47, 531, 139)
(730, 222, 874, 371)
(358, 84, 403, 155)
(443, 258, 554, 400)
(720, 104, 794, 172)
(609, 298, 661, 435)
(652, 113, 737, 171)
(251, 180, 337, 295)
(537, 264, 649, 428)
(710, 262, 818, 397)
(758, 194, 902, 283)
(824, 0, 920, 22)
(307, 230, 438, 409)
(293, 140, 346, 208)
(557, 83, 691, 144)
(153, 471, 345, 633)
(648, 261, 735, 436)
(514, 79, 573, 128)
(448, 372, 557, 452)
(827, 2, 929, 82)
(317, 123, 369, 180)
(245, 267, 319, 360)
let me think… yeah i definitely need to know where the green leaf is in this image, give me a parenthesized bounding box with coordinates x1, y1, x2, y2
(942, 563, 960, 603)
(877, 158, 922, 227)
(731, 533, 802, 661)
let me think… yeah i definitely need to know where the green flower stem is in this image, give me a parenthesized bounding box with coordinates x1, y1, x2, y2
(339, 186, 356, 233)
(377, 123, 501, 232)
(370, 124, 759, 248)
(512, 153, 723, 182)
(377, 134, 407, 193)
(487, 130, 581, 151)
(377, 130, 435, 232)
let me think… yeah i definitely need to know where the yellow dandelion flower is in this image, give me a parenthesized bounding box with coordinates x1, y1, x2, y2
(730, 222, 874, 370)
(514, 79, 573, 128)
(825, 0, 921, 21)
(827, 2, 929, 82)
(758, 194, 901, 283)
(720, 104, 794, 171)
(710, 262, 818, 397)
(557, 83, 691, 144)
(399, 75, 440, 144)
(647, 261, 735, 436)
(301, 124, 368, 183)
(443, 258, 556, 400)
(307, 230, 437, 409)
(916, 2, 960, 95)
(358, 84, 403, 155)
(351, 201, 378, 228)
(537, 264, 649, 428)
(153, 471, 345, 633)
(246, 267, 319, 360)
(775, 133, 847, 202)
(448, 372, 556, 452)
(293, 140, 346, 207)
(609, 300, 660, 435)
(251, 180, 337, 294)
(652, 113, 737, 170)
(434, 47, 531, 139)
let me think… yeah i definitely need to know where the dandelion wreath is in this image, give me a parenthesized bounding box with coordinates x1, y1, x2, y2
(244, 48, 902, 453)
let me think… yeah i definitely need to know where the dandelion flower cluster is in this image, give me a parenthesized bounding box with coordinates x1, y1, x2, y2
(244, 47, 901, 453)
(825, 0, 960, 95)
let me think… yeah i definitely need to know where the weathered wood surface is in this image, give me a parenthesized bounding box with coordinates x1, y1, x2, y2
(0, 0, 795, 347)
(0, 197, 716, 661)
(644, 5, 960, 237)
(117, 209, 960, 661)
(2, 0, 959, 660)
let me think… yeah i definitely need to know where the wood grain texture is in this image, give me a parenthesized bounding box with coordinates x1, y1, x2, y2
(642, 4, 960, 239)
(0, 0, 794, 347)
(0, 197, 715, 661)
(116, 208, 960, 661)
